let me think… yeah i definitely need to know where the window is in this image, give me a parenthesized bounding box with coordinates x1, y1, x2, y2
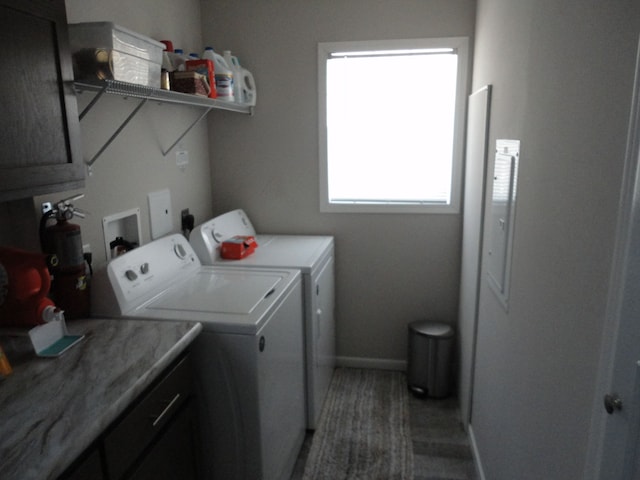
(318, 38, 469, 214)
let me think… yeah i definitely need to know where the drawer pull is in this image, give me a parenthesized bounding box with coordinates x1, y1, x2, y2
(151, 393, 181, 427)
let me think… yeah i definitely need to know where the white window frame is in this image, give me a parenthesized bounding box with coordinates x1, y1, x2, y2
(318, 37, 469, 214)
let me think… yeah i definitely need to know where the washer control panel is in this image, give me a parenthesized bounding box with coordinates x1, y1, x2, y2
(107, 234, 200, 312)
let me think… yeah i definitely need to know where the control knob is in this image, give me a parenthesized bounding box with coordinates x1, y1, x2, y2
(174, 243, 187, 259)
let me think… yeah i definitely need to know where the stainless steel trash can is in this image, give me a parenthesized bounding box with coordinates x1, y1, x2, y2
(407, 320, 455, 398)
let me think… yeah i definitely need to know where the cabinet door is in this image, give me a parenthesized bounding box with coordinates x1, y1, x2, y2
(127, 404, 198, 480)
(103, 355, 193, 480)
(59, 447, 105, 480)
(0, 0, 83, 202)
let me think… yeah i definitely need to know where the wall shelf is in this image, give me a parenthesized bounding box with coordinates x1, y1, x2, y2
(74, 79, 253, 167)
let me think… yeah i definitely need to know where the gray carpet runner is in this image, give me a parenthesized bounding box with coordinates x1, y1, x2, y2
(302, 368, 414, 480)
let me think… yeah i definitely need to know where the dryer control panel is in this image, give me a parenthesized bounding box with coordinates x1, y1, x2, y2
(190, 209, 256, 264)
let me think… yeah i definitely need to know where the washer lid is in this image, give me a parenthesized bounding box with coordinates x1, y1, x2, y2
(146, 270, 280, 314)
(126, 267, 300, 335)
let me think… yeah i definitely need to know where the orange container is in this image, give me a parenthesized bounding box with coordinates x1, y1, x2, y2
(221, 236, 257, 259)
(0, 345, 12, 376)
(0, 247, 56, 327)
(185, 59, 217, 98)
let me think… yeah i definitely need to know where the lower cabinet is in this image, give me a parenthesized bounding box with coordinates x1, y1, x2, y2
(60, 353, 199, 480)
(63, 448, 104, 480)
(128, 405, 198, 480)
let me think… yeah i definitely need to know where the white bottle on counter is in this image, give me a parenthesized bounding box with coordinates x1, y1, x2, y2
(203, 47, 234, 101)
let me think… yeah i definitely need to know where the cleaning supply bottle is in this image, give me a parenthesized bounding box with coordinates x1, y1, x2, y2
(240, 67, 257, 106)
(170, 49, 190, 71)
(223, 50, 244, 103)
(0, 344, 12, 377)
(222, 51, 257, 106)
(203, 47, 234, 101)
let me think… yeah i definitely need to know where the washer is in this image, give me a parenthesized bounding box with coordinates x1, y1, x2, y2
(190, 209, 335, 430)
(92, 234, 305, 480)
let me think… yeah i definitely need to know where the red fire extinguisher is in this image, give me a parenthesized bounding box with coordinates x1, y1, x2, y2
(39, 194, 91, 319)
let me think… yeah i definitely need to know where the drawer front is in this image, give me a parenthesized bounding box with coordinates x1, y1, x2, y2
(103, 354, 193, 480)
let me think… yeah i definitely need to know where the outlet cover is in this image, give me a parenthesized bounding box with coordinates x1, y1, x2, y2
(148, 189, 173, 239)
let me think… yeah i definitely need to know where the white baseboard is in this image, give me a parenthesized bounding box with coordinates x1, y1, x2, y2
(336, 356, 407, 371)
(468, 423, 487, 480)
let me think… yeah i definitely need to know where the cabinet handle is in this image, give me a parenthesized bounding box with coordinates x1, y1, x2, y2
(151, 393, 181, 427)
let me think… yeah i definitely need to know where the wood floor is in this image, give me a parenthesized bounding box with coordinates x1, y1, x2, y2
(409, 394, 477, 480)
(291, 388, 477, 480)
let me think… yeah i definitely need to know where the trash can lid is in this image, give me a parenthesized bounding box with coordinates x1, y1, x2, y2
(409, 320, 454, 338)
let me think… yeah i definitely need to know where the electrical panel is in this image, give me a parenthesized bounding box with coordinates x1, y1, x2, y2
(487, 139, 520, 309)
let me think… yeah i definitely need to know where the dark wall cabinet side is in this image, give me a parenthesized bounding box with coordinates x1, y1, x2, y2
(0, 0, 84, 203)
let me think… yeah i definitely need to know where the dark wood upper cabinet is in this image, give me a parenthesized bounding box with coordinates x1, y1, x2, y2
(0, 0, 84, 202)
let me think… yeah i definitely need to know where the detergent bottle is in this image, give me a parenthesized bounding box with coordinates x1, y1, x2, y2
(203, 47, 234, 101)
(169, 49, 191, 71)
(223, 51, 257, 106)
(239, 67, 257, 106)
(223, 50, 244, 103)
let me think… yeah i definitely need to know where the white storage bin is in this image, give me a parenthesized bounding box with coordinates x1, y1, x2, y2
(69, 22, 164, 88)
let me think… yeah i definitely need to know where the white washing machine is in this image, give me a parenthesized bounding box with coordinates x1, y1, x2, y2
(92, 234, 305, 480)
(190, 209, 335, 430)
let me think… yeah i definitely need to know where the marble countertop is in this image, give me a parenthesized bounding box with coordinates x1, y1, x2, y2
(0, 317, 202, 480)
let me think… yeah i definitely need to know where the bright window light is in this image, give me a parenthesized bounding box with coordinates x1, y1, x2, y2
(330, 48, 454, 57)
(318, 38, 468, 214)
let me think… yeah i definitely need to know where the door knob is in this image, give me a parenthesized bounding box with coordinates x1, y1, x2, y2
(604, 394, 623, 414)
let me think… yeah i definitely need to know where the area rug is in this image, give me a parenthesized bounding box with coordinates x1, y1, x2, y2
(302, 368, 414, 480)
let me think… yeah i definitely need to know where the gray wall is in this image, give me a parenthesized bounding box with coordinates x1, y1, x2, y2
(0, 0, 213, 270)
(470, 1, 640, 478)
(201, 0, 477, 365)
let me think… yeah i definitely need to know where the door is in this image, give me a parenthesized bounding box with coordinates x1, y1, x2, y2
(458, 85, 491, 429)
(586, 37, 640, 479)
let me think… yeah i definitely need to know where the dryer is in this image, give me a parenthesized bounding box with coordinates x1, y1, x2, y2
(92, 234, 305, 480)
(190, 209, 335, 430)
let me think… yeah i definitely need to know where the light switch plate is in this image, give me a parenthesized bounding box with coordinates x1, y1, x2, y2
(176, 149, 189, 167)
(148, 189, 173, 240)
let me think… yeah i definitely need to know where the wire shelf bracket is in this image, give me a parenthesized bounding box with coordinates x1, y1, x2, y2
(74, 79, 252, 168)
